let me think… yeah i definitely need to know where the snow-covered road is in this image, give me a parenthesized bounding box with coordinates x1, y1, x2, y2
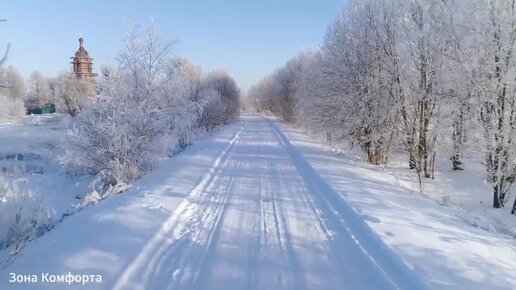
(1, 114, 427, 290)
(112, 114, 426, 290)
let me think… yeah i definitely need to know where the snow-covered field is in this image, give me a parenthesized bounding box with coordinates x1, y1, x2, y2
(0, 113, 515, 290)
(0, 115, 93, 252)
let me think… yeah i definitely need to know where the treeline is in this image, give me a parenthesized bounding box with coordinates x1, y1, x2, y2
(63, 26, 240, 197)
(247, 0, 516, 212)
(0, 65, 98, 118)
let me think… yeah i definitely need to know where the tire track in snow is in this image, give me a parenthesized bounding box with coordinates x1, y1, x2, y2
(253, 131, 292, 289)
(165, 157, 241, 289)
(112, 122, 246, 290)
(183, 157, 243, 290)
(266, 121, 361, 286)
(148, 156, 242, 289)
(245, 137, 265, 290)
(265, 157, 307, 290)
(245, 121, 309, 290)
(241, 123, 296, 290)
(264, 159, 289, 286)
(269, 119, 428, 290)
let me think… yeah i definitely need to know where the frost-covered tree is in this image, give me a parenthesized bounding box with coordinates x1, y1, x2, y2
(201, 70, 240, 127)
(0, 94, 25, 119)
(66, 25, 178, 184)
(165, 57, 202, 102)
(58, 74, 93, 116)
(248, 76, 276, 114)
(0, 66, 25, 119)
(97, 64, 122, 101)
(250, 0, 516, 212)
(5, 66, 24, 100)
(321, 0, 400, 165)
(26, 71, 51, 109)
(47, 77, 64, 113)
(473, 0, 516, 209)
(293, 52, 334, 135)
(64, 24, 240, 192)
(0, 26, 25, 119)
(248, 51, 314, 123)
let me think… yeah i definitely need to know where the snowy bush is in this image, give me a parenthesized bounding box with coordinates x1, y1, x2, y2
(65, 95, 206, 185)
(197, 88, 226, 129)
(202, 71, 240, 126)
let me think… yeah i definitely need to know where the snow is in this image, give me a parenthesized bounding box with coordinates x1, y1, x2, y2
(0, 114, 93, 249)
(275, 119, 516, 290)
(0, 113, 515, 289)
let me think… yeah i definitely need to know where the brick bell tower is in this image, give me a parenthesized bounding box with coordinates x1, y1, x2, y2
(70, 37, 97, 102)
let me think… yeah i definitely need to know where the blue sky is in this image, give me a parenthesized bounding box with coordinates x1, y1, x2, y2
(0, 0, 345, 90)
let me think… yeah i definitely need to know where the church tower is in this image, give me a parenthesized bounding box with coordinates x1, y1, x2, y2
(70, 37, 97, 102)
(71, 37, 97, 79)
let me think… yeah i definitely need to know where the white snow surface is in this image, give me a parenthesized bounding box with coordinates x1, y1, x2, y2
(0, 115, 93, 249)
(276, 120, 516, 290)
(0, 113, 514, 290)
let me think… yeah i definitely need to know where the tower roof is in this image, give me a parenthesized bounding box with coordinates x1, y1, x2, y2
(75, 37, 90, 58)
